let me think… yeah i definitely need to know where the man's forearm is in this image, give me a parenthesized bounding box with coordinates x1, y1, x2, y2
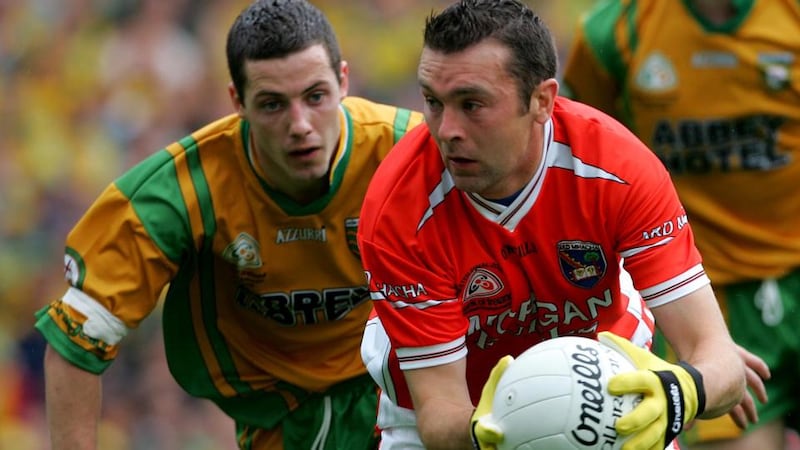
(45, 345, 102, 450)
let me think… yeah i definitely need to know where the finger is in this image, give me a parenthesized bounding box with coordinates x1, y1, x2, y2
(619, 420, 661, 450)
(616, 397, 661, 434)
(728, 404, 748, 429)
(607, 371, 658, 396)
(737, 344, 771, 380)
(739, 389, 759, 425)
(474, 420, 504, 444)
(745, 365, 769, 404)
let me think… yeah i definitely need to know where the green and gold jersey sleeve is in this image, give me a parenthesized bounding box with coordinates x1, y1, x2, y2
(34, 125, 213, 373)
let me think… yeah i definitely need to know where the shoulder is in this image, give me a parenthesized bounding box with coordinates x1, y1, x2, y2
(341, 96, 424, 145)
(576, 0, 661, 76)
(370, 122, 438, 185)
(359, 123, 443, 238)
(115, 114, 242, 199)
(551, 97, 667, 179)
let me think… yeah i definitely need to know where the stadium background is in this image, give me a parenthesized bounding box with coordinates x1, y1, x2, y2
(0, 1, 595, 448)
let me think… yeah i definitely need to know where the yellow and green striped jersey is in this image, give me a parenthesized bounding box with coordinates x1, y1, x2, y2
(35, 96, 423, 429)
(563, 0, 800, 285)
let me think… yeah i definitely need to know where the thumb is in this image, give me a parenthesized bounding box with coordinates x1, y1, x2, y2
(597, 331, 646, 363)
(474, 417, 504, 446)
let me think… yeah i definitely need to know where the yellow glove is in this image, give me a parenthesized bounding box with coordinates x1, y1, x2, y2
(470, 355, 513, 450)
(598, 332, 706, 450)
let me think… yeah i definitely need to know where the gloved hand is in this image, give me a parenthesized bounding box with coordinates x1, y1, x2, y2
(470, 355, 514, 450)
(598, 332, 706, 450)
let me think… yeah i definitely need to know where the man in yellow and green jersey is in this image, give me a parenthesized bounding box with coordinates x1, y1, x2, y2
(34, 1, 423, 449)
(563, 1, 800, 449)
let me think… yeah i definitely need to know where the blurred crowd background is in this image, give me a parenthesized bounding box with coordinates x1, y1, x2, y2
(0, 0, 596, 448)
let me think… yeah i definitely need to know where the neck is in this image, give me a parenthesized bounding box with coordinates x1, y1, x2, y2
(691, 0, 736, 25)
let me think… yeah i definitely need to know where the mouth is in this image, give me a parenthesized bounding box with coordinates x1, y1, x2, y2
(447, 155, 479, 170)
(288, 146, 322, 160)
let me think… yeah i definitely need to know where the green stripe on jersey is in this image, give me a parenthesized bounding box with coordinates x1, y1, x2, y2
(393, 108, 413, 144)
(164, 135, 253, 397)
(114, 149, 191, 263)
(582, 0, 630, 90)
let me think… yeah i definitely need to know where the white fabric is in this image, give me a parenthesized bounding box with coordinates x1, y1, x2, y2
(61, 286, 128, 345)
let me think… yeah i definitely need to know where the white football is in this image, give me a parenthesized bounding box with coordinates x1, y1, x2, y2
(488, 336, 642, 450)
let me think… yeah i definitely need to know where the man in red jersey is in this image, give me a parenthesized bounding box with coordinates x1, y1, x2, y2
(357, 1, 746, 449)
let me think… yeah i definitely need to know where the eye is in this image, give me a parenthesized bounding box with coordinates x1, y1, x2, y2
(307, 91, 326, 105)
(424, 96, 442, 113)
(259, 99, 284, 112)
(463, 101, 481, 112)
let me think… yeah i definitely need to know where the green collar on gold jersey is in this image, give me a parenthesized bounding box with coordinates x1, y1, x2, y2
(680, 0, 755, 32)
(241, 103, 354, 216)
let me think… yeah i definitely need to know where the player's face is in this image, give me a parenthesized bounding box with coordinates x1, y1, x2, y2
(230, 45, 348, 203)
(418, 39, 553, 199)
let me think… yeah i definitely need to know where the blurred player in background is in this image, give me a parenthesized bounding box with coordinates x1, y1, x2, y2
(357, 0, 746, 449)
(34, 0, 422, 449)
(563, 0, 799, 449)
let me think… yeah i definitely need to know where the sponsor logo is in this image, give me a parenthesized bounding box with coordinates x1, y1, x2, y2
(557, 241, 607, 288)
(635, 52, 677, 92)
(236, 285, 369, 326)
(500, 242, 537, 259)
(652, 115, 790, 174)
(275, 227, 327, 244)
(570, 344, 629, 448)
(464, 268, 504, 301)
(374, 282, 428, 299)
(570, 343, 606, 446)
(467, 289, 615, 349)
(691, 51, 738, 68)
(642, 214, 688, 240)
(759, 52, 794, 91)
(762, 62, 791, 91)
(670, 382, 683, 433)
(222, 232, 262, 269)
(345, 217, 360, 258)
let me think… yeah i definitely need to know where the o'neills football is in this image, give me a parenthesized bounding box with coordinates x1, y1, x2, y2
(486, 336, 642, 450)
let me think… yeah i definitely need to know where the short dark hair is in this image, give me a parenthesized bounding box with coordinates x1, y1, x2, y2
(424, 0, 557, 110)
(226, 0, 342, 105)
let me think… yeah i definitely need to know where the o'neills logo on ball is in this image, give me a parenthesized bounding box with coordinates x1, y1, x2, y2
(569, 344, 624, 448)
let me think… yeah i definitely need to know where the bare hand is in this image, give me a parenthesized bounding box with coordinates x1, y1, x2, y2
(728, 344, 770, 429)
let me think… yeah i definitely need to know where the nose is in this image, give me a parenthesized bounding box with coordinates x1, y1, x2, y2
(288, 102, 313, 137)
(435, 107, 462, 143)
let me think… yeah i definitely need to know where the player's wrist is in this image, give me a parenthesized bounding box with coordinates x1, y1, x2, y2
(470, 407, 480, 450)
(677, 360, 706, 415)
(651, 360, 706, 444)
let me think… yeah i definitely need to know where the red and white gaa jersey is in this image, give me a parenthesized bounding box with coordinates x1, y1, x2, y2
(358, 97, 708, 424)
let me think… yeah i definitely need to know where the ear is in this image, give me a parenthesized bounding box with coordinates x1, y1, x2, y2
(530, 78, 559, 123)
(228, 82, 245, 118)
(338, 60, 350, 100)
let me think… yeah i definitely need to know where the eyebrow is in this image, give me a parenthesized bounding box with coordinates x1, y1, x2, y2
(252, 80, 331, 99)
(419, 81, 490, 99)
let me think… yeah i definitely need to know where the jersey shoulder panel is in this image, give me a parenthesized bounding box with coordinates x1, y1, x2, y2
(358, 122, 441, 244)
(577, 0, 651, 82)
(553, 96, 665, 173)
(113, 114, 244, 261)
(342, 96, 424, 153)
